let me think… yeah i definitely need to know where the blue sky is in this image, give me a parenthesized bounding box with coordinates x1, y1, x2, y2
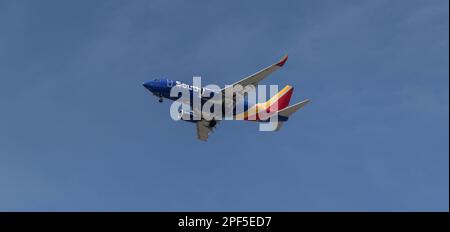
(0, 0, 448, 211)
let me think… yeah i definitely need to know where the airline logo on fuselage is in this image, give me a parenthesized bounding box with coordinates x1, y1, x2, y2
(167, 80, 218, 95)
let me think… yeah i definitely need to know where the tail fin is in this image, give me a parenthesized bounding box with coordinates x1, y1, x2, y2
(259, 85, 294, 113)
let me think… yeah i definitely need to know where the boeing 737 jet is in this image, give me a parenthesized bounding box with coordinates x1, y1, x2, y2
(143, 55, 310, 141)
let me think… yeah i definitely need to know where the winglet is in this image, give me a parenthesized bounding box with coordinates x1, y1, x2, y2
(276, 55, 288, 67)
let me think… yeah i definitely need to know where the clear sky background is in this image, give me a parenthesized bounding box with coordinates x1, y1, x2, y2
(0, 0, 448, 211)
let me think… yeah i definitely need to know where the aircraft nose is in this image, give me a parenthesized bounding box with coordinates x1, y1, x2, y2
(142, 81, 152, 89)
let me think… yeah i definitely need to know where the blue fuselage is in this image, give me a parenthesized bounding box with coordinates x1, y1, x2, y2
(142, 78, 251, 111)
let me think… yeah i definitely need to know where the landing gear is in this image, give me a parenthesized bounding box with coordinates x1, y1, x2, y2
(209, 119, 217, 128)
(156, 93, 163, 103)
(208, 119, 217, 132)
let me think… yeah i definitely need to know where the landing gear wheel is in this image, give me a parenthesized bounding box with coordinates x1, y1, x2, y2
(159, 97, 163, 103)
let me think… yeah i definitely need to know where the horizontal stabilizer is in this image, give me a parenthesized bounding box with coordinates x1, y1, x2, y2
(278, 99, 310, 118)
(266, 99, 310, 131)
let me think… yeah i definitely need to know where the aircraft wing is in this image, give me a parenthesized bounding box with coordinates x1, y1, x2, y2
(222, 55, 288, 93)
(221, 55, 288, 112)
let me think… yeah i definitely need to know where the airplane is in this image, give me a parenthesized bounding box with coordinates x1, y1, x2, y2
(142, 55, 310, 141)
